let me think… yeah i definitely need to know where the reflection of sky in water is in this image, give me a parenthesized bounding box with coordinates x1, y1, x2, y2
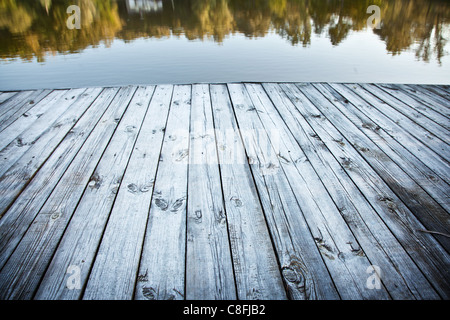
(0, 0, 449, 89)
(1, 30, 448, 90)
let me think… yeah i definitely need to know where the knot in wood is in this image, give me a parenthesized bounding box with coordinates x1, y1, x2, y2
(171, 197, 186, 212)
(50, 212, 60, 220)
(155, 198, 169, 211)
(282, 266, 305, 286)
(230, 196, 243, 207)
(140, 184, 151, 193)
(340, 157, 353, 169)
(127, 183, 138, 193)
(142, 286, 156, 300)
(194, 210, 202, 223)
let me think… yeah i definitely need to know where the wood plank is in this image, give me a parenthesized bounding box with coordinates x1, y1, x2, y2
(209, 84, 287, 300)
(315, 83, 450, 217)
(437, 85, 450, 92)
(0, 92, 19, 105)
(0, 91, 36, 120)
(185, 84, 236, 300)
(397, 84, 450, 118)
(421, 85, 450, 102)
(359, 83, 450, 142)
(307, 83, 450, 239)
(342, 84, 450, 162)
(407, 84, 450, 109)
(375, 84, 449, 131)
(0, 88, 120, 273)
(0, 90, 52, 133)
(134, 85, 191, 301)
(330, 83, 450, 181)
(0, 89, 71, 152)
(0, 88, 90, 179)
(281, 83, 450, 298)
(0, 82, 447, 300)
(260, 83, 439, 299)
(0, 87, 138, 300)
(0, 87, 103, 217)
(34, 86, 156, 300)
(80, 85, 168, 300)
(228, 83, 340, 300)
(248, 83, 390, 300)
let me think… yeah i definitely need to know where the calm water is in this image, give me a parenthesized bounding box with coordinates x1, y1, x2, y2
(1, 0, 449, 90)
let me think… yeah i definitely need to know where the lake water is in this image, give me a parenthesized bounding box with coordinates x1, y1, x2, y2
(1, 0, 449, 90)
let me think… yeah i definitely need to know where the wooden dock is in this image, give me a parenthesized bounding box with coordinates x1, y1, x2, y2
(0, 83, 448, 300)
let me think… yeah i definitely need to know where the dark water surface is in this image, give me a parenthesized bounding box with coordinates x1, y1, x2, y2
(1, 0, 449, 90)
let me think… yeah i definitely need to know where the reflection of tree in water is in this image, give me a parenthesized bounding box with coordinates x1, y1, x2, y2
(373, 0, 449, 65)
(0, 0, 449, 63)
(0, 0, 122, 62)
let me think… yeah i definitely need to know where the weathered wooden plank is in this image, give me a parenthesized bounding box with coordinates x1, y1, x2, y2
(307, 83, 450, 238)
(185, 84, 236, 300)
(249, 83, 390, 300)
(407, 84, 450, 109)
(261, 82, 440, 299)
(0, 89, 71, 152)
(330, 83, 450, 181)
(397, 84, 449, 118)
(360, 83, 450, 143)
(0, 89, 90, 179)
(0, 87, 103, 217)
(0, 87, 138, 300)
(375, 84, 450, 131)
(34, 86, 156, 300)
(0, 83, 447, 301)
(338, 83, 450, 164)
(134, 85, 191, 301)
(64, 86, 164, 300)
(228, 83, 340, 300)
(437, 85, 450, 92)
(0, 91, 37, 121)
(209, 84, 287, 300)
(0, 88, 120, 273)
(0, 90, 52, 133)
(0, 92, 19, 105)
(282, 83, 450, 298)
(315, 83, 450, 217)
(421, 85, 450, 102)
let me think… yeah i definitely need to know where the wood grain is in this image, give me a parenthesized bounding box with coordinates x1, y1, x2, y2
(0, 88, 103, 216)
(0, 87, 138, 300)
(265, 83, 439, 299)
(229, 83, 339, 300)
(185, 84, 236, 300)
(0, 83, 447, 300)
(134, 85, 191, 300)
(284, 83, 450, 299)
(210, 84, 287, 300)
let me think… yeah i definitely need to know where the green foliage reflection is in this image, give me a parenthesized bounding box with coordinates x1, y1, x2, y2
(0, 0, 448, 63)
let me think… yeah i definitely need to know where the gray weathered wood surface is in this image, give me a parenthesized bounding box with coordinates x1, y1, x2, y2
(0, 83, 448, 300)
